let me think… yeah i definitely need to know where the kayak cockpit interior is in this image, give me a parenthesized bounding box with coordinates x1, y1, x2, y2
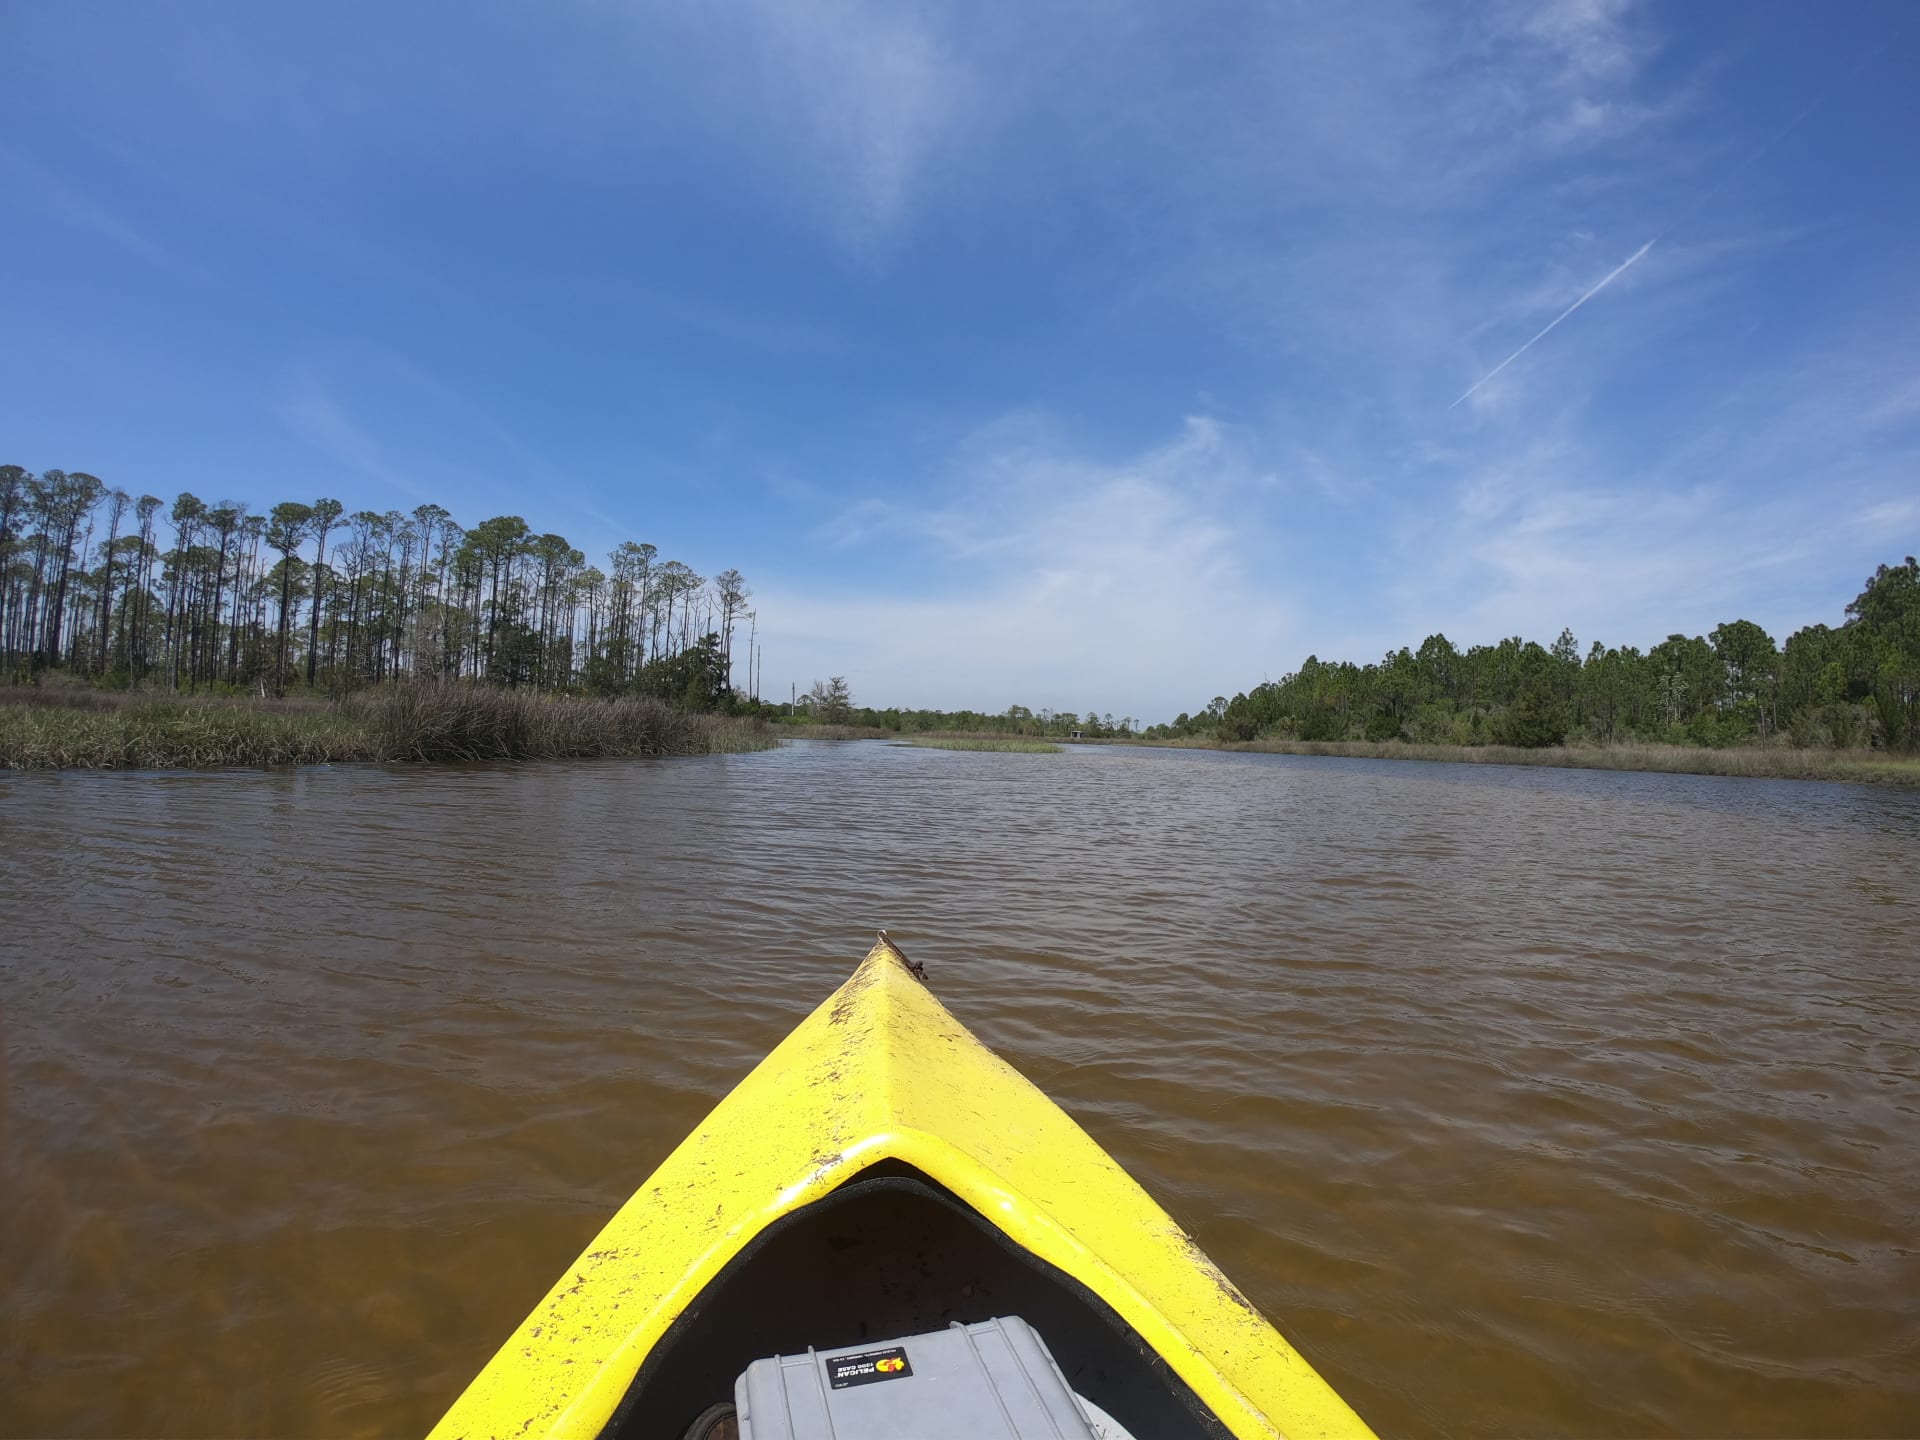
(599, 1159, 1225, 1438)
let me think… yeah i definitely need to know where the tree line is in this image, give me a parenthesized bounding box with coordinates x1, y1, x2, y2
(1151, 556, 1920, 751)
(0, 464, 761, 709)
(781, 675, 1140, 738)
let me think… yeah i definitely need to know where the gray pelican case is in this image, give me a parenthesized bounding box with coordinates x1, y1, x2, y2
(734, 1315, 1100, 1439)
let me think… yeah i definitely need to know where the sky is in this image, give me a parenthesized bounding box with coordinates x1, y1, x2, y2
(2, 0, 1916, 722)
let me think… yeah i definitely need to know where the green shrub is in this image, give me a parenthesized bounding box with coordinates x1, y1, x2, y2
(1363, 710, 1401, 742)
(1298, 703, 1345, 741)
(1494, 690, 1570, 748)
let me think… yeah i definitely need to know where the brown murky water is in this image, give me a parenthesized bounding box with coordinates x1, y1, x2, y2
(3, 741, 1918, 1438)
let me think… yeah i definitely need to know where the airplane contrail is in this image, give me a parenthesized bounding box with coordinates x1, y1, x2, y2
(1450, 238, 1656, 409)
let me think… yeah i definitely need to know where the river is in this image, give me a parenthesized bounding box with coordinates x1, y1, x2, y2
(3, 741, 1917, 1437)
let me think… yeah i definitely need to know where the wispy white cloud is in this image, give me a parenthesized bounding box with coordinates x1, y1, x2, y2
(0, 143, 169, 262)
(1865, 376, 1920, 427)
(1372, 341, 1920, 664)
(1857, 498, 1917, 537)
(271, 354, 670, 556)
(1018, 0, 1686, 436)
(1508, 0, 1649, 93)
(758, 416, 1299, 717)
(578, 0, 975, 257)
(744, 0, 973, 252)
(1406, 468, 1889, 653)
(272, 377, 431, 502)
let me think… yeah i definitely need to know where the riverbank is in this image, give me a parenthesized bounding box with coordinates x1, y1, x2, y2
(0, 686, 773, 769)
(1135, 735, 1920, 786)
(773, 721, 895, 740)
(777, 723, 1065, 748)
(907, 736, 1062, 753)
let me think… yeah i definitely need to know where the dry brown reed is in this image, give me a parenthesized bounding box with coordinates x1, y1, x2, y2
(907, 736, 1063, 753)
(1145, 735, 1920, 786)
(776, 722, 894, 740)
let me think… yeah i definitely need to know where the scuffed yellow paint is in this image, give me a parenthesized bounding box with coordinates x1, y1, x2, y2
(428, 939, 1376, 1440)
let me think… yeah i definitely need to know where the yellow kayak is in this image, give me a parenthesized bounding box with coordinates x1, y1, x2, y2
(430, 937, 1375, 1440)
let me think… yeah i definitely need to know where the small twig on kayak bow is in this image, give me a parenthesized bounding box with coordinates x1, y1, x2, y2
(878, 929, 928, 983)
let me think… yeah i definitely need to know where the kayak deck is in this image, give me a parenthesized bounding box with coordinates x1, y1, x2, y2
(429, 938, 1374, 1440)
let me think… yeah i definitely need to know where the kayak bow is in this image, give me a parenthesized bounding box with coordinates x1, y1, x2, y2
(430, 937, 1374, 1439)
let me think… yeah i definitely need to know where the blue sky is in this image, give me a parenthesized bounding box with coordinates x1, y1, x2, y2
(3, 1, 1916, 720)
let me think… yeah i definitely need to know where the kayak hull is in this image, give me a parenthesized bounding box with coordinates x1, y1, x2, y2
(429, 939, 1374, 1440)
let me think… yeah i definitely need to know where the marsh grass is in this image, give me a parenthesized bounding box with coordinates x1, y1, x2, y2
(1148, 735, 1920, 786)
(0, 699, 361, 768)
(907, 736, 1063, 753)
(0, 684, 772, 769)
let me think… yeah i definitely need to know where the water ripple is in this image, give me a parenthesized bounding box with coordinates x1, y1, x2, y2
(3, 743, 1917, 1437)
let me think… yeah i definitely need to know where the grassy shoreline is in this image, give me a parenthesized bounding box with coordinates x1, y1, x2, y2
(905, 736, 1063, 753)
(12, 692, 1910, 784)
(0, 685, 773, 769)
(1129, 735, 1920, 786)
(778, 724, 1067, 748)
(773, 721, 896, 740)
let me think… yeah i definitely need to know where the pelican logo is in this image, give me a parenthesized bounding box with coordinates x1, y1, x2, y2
(826, 1345, 914, 1389)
